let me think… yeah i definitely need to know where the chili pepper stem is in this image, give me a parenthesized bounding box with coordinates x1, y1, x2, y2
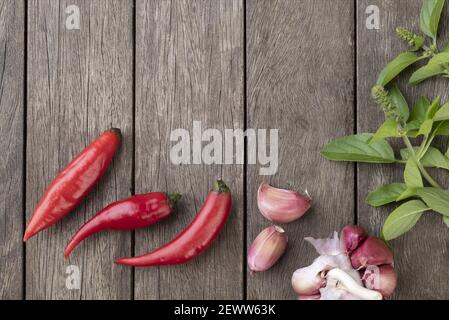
(214, 180, 229, 193)
(167, 193, 182, 208)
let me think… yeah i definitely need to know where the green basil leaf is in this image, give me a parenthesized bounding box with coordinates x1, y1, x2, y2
(404, 159, 423, 188)
(410, 96, 431, 123)
(366, 183, 407, 207)
(321, 134, 395, 163)
(443, 216, 449, 227)
(434, 120, 449, 135)
(390, 86, 410, 122)
(370, 119, 401, 144)
(382, 200, 428, 240)
(417, 119, 434, 136)
(426, 96, 441, 119)
(400, 148, 417, 160)
(409, 63, 446, 85)
(405, 120, 421, 137)
(429, 52, 449, 65)
(417, 187, 449, 217)
(401, 146, 449, 169)
(404, 120, 422, 132)
(433, 102, 449, 121)
(420, 0, 446, 40)
(377, 52, 419, 86)
(421, 147, 449, 169)
(396, 187, 417, 201)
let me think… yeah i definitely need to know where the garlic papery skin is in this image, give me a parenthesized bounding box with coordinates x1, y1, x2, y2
(257, 183, 312, 223)
(248, 226, 288, 272)
(350, 237, 394, 269)
(362, 265, 397, 298)
(326, 268, 383, 300)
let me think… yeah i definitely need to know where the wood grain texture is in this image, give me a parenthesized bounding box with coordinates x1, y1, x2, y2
(246, 0, 355, 299)
(357, 0, 449, 299)
(134, 0, 244, 299)
(26, 0, 133, 299)
(0, 0, 24, 299)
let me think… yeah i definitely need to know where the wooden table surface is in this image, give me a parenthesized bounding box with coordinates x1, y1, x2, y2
(1, 0, 448, 300)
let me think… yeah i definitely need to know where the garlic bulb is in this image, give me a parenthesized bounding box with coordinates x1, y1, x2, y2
(257, 183, 312, 223)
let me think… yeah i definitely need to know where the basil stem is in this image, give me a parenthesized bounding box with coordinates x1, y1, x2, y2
(402, 135, 441, 188)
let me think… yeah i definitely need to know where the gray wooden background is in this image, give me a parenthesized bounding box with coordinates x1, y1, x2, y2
(0, 0, 448, 300)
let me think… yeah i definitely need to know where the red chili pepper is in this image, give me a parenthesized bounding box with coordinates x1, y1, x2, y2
(24, 128, 122, 241)
(115, 180, 232, 267)
(64, 192, 181, 257)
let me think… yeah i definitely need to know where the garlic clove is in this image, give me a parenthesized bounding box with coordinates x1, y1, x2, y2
(326, 268, 383, 300)
(350, 237, 394, 269)
(291, 255, 333, 295)
(340, 225, 367, 255)
(257, 183, 312, 223)
(362, 264, 397, 298)
(247, 226, 288, 272)
(292, 267, 326, 296)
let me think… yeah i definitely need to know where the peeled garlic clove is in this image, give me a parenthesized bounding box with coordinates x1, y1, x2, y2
(326, 268, 383, 300)
(350, 237, 393, 269)
(247, 226, 288, 272)
(257, 183, 312, 223)
(362, 265, 397, 298)
(340, 225, 367, 255)
(291, 255, 334, 295)
(292, 267, 325, 295)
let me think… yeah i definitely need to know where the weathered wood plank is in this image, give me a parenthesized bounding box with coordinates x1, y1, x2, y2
(246, 0, 355, 299)
(357, 0, 449, 299)
(0, 0, 24, 300)
(134, 0, 244, 299)
(26, 0, 133, 299)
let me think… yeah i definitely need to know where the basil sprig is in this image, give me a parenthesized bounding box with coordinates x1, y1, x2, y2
(378, 0, 449, 86)
(322, 0, 449, 241)
(322, 84, 449, 241)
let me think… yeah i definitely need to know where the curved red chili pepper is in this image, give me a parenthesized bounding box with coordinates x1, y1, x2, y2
(24, 128, 122, 241)
(115, 180, 232, 267)
(64, 192, 181, 257)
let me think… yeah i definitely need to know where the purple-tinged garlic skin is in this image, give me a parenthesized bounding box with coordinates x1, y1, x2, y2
(247, 226, 288, 272)
(350, 237, 393, 269)
(257, 183, 311, 223)
(340, 225, 367, 255)
(297, 294, 321, 300)
(362, 264, 397, 298)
